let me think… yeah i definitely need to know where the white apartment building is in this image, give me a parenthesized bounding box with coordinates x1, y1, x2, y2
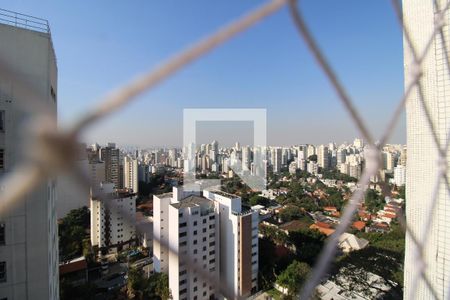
(403, 1, 450, 298)
(154, 187, 258, 300)
(307, 161, 319, 175)
(271, 147, 282, 173)
(0, 15, 59, 300)
(393, 165, 406, 186)
(124, 155, 138, 193)
(307, 144, 316, 158)
(317, 145, 329, 169)
(90, 183, 137, 250)
(382, 151, 395, 172)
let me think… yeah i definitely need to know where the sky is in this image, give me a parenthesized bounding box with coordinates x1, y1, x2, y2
(3, 0, 406, 148)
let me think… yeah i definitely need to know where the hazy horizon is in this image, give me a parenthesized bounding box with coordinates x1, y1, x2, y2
(4, 1, 406, 147)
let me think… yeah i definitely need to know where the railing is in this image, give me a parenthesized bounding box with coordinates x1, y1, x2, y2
(0, 8, 49, 34)
(0, 1, 449, 299)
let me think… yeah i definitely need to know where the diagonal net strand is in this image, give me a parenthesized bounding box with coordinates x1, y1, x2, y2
(70, 166, 246, 300)
(287, 0, 374, 146)
(69, 0, 288, 136)
(391, 0, 449, 157)
(0, 0, 447, 299)
(299, 147, 380, 299)
(408, 167, 445, 299)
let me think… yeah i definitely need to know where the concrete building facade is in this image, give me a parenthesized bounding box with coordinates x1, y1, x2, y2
(403, 1, 450, 298)
(0, 16, 59, 299)
(153, 187, 258, 300)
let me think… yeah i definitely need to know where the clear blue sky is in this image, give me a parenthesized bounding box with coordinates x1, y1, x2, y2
(3, 0, 405, 147)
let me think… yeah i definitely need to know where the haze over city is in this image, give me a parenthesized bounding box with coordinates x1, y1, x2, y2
(4, 0, 405, 147)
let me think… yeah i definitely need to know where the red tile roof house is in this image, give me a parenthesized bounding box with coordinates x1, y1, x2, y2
(352, 221, 366, 231)
(323, 206, 338, 213)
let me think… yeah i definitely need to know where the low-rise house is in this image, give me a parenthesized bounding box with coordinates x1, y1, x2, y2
(310, 223, 336, 236)
(367, 222, 390, 233)
(338, 233, 369, 253)
(352, 221, 366, 231)
(59, 257, 88, 286)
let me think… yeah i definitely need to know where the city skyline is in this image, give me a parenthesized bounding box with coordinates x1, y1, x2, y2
(2, 0, 406, 147)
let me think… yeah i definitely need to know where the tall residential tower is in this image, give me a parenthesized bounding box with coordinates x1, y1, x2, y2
(0, 12, 59, 299)
(403, 1, 450, 298)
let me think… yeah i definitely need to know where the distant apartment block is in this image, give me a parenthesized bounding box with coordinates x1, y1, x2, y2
(90, 183, 137, 250)
(153, 187, 258, 300)
(100, 143, 120, 188)
(124, 155, 138, 193)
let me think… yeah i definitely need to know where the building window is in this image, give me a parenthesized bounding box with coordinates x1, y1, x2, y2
(0, 110, 4, 132)
(50, 86, 57, 102)
(193, 249, 197, 254)
(193, 286, 198, 292)
(0, 223, 4, 245)
(209, 215, 215, 220)
(0, 149, 4, 171)
(180, 288, 187, 295)
(0, 262, 6, 282)
(180, 222, 187, 228)
(202, 228, 206, 233)
(193, 230, 197, 235)
(193, 240, 197, 245)
(193, 221, 197, 226)
(179, 232, 187, 238)
(203, 219, 207, 224)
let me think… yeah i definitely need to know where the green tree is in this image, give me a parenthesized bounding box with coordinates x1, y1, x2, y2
(333, 247, 403, 299)
(276, 261, 311, 297)
(279, 205, 303, 222)
(60, 278, 97, 300)
(249, 195, 270, 207)
(59, 207, 90, 261)
(152, 273, 171, 300)
(288, 229, 326, 265)
(334, 225, 405, 299)
(365, 189, 383, 213)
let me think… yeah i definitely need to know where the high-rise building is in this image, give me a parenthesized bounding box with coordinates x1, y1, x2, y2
(307, 145, 316, 158)
(0, 15, 59, 299)
(124, 155, 138, 193)
(271, 148, 282, 173)
(382, 151, 395, 172)
(317, 145, 329, 170)
(242, 146, 251, 171)
(100, 143, 120, 188)
(90, 183, 136, 249)
(394, 165, 406, 187)
(153, 187, 258, 299)
(403, 1, 450, 298)
(353, 138, 364, 149)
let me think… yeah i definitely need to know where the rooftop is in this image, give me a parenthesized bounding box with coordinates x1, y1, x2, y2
(171, 195, 212, 209)
(0, 8, 50, 34)
(209, 189, 239, 199)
